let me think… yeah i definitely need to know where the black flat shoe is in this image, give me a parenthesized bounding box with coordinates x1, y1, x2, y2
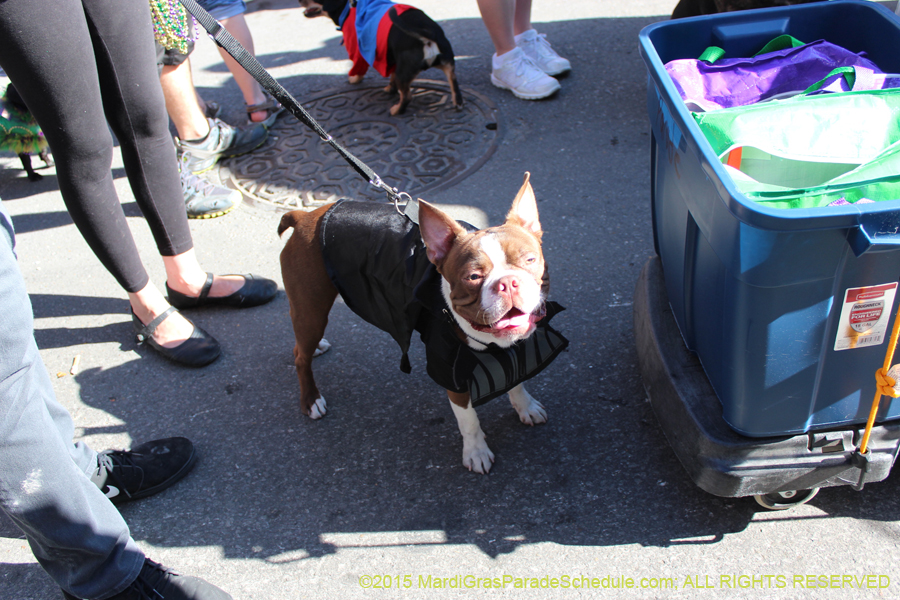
(166, 272, 277, 309)
(132, 307, 221, 367)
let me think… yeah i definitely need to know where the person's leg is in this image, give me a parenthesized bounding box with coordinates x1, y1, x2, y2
(0, 0, 210, 352)
(476, 0, 560, 99)
(0, 202, 144, 599)
(476, 0, 517, 55)
(511, 0, 570, 77)
(196, 0, 280, 124)
(155, 46, 243, 221)
(0, 0, 153, 295)
(512, 0, 533, 36)
(160, 58, 211, 142)
(216, 14, 270, 122)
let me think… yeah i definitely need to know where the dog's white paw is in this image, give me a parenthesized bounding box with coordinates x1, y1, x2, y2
(449, 399, 494, 473)
(462, 441, 495, 474)
(309, 396, 327, 420)
(313, 338, 331, 357)
(509, 385, 547, 426)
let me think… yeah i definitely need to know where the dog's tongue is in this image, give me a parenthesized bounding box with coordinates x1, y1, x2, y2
(492, 308, 532, 330)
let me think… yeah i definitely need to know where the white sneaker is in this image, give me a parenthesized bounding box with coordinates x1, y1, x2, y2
(490, 47, 561, 100)
(515, 29, 571, 76)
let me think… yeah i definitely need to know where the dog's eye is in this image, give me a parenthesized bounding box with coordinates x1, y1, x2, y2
(524, 255, 537, 265)
(466, 273, 483, 282)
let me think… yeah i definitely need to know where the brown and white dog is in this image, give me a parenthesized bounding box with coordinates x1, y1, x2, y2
(278, 174, 562, 473)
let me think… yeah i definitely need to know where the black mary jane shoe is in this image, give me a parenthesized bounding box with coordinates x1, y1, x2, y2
(166, 272, 277, 309)
(132, 307, 221, 367)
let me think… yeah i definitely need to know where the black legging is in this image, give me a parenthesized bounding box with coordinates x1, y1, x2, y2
(0, 0, 194, 293)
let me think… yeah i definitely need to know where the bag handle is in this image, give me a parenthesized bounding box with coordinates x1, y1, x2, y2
(801, 66, 858, 94)
(753, 34, 806, 55)
(699, 34, 806, 64)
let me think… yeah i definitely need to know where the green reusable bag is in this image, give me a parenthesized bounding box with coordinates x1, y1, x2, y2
(692, 87, 900, 209)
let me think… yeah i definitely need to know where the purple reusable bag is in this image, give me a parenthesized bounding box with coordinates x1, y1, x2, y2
(665, 36, 896, 111)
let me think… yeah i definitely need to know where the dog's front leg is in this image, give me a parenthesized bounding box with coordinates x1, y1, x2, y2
(508, 384, 547, 426)
(448, 390, 494, 474)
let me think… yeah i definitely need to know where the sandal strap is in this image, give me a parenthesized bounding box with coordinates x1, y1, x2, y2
(198, 272, 214, 302)
(246, 97, 279, 114)
(135, 307, 178, 344)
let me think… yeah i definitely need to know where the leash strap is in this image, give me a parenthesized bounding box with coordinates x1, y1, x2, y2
(176, 0, 403, 203)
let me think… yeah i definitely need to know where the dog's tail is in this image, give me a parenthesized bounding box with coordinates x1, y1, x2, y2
(277, 211, 304, 237)
(387, 6, 454, 61)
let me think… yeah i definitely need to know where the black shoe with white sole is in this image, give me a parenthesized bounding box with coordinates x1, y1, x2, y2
(90, 437, 197, 505)
(62, 558, 232, 600)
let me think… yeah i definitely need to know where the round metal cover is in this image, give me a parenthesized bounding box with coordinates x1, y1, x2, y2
(224, 80, 503, 211)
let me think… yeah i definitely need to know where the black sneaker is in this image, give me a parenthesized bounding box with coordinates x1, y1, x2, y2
(90, 437, 197, 505)
(62, 558, 232, 600)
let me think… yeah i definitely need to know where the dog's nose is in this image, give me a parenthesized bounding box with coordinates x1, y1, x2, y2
(494, 275, 520, 298)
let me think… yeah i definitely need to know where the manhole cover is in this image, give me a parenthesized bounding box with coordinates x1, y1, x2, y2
(224, 80, 502, 211)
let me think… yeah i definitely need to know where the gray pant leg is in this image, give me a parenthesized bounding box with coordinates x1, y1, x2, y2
(0, 203, 144, 599)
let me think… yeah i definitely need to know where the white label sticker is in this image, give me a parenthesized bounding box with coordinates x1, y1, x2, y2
(834, 283, 898, 351)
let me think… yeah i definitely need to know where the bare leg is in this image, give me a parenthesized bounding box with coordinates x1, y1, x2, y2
(215, 15, 269, 123)
(512, 0, 533, 36)
(476, 0, 516, 55)
(159, 58, 210, 141)
(162, 250, 246, 298)
(476, 0, 534, 55)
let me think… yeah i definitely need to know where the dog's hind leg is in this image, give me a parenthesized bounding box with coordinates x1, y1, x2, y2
(390, 77, 413, 115)
(279, 207, 338, 419)
(389, 56, 420, 115)
(438, 62, 463, 110)
(384, 73, 398, 95)
(286, 273, 335, 419)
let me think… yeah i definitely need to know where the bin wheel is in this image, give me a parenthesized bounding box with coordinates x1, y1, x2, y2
(754, 488, 819, 511)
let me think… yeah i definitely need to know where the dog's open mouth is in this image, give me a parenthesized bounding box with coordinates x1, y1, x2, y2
(470, 306, 544, 334)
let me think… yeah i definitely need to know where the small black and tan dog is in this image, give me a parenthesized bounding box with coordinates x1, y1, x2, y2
(672, 0, 824, 18)
(298, 0, 462, 115)
(1, 83, 53, 181)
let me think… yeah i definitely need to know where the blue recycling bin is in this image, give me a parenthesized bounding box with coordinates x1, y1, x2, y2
(640, 0, 900, 437)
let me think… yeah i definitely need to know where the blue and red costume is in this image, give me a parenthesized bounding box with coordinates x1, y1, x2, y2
(338, 0, 413, 78)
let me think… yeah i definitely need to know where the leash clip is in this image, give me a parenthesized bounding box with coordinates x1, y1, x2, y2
(369, 175, 410, 210)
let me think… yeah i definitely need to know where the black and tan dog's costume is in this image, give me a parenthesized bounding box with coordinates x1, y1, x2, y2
(319, 200, 568, 405)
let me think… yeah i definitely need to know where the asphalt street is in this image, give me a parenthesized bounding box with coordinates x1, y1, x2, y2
(2, 1, 899, 599)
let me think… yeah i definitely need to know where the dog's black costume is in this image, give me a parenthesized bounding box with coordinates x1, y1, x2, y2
(320, 200, 567, 406)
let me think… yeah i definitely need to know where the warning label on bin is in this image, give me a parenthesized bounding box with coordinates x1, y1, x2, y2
(834, 283, 898, 351)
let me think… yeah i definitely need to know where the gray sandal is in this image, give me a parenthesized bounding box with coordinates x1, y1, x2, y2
(246, 95, 283, 127)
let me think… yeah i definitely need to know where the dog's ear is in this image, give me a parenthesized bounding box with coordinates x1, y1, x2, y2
(419, 200, 466, 265)
(506, 172, 542, 238)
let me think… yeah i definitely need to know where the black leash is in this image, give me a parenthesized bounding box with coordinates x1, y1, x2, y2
(177, 0, 407, 205)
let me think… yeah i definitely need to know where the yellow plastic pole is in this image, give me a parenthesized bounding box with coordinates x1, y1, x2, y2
(859, 300, 900, 455)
